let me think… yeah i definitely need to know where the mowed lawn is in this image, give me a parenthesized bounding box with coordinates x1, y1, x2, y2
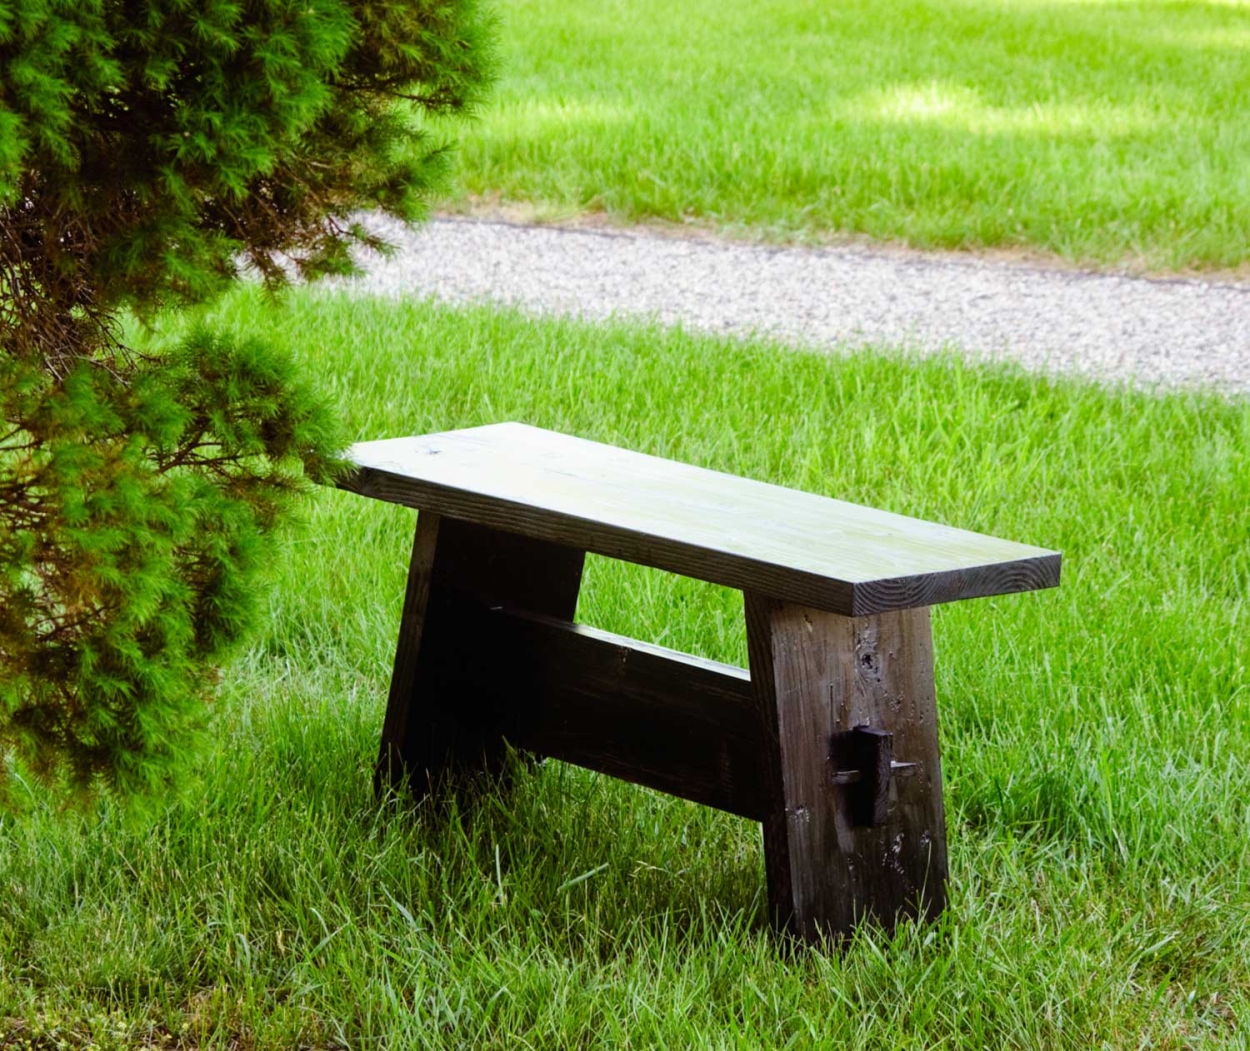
(451, 0, 1250, 270)
(2, 290, 1247, 1048)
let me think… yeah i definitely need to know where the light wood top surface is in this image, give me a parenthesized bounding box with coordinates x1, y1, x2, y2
(340, 423, 1060, 615)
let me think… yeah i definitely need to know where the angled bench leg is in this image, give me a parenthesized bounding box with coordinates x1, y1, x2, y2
(377, 512, 585, 800)
(744, 594, 948, 942)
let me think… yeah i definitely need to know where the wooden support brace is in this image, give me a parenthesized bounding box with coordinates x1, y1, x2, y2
(467, 605, 766, 820)
(379, 513, 950, 944)
(745, 594, 948, 942)
(376, 513, 584, 797)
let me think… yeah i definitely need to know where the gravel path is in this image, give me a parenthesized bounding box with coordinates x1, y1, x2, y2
(337, 214, 1250, 395)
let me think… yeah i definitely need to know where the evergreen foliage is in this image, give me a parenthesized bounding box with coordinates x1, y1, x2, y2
(0, 0, 493, 805)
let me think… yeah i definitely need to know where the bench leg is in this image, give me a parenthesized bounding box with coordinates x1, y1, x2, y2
(376, 512, 585, 799)
(744, 594, 948, 942)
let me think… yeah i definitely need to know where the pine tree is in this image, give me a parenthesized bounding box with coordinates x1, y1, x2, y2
(0, 0, 493, 805)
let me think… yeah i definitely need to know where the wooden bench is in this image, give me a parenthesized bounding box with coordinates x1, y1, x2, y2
(338, 422, 1060, 942)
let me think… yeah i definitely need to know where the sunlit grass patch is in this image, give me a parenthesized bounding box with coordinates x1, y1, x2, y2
(449, 0, 1250, 269)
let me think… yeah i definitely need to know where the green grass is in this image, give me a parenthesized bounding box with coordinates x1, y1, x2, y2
(2, 290, 1249, 1047)
(449, 0, 1250, 270)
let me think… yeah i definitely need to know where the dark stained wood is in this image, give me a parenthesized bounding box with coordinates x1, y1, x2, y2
(832, 726, 895, 827)
(375, 513, 585, 798)
(340, 423, 1060, 617)
(341, 425, 1060, 944)
(468, 606, 766, 819)
(745, 594, 947, 942)
(379, 542, 766, 817)
(375, 511, 440, 796)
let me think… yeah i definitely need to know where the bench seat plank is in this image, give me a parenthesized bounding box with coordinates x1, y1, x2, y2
(341, 423, 1059, 616)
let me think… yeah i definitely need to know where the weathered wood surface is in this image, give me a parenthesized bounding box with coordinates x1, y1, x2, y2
(341, 423, 1060, 617)
(375, 513, 585, 797)
(745, 596, 947, 941)
(340, 427, 1060, 942)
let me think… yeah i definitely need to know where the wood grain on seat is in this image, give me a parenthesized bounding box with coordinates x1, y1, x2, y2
(341, 422, 1060, 616)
